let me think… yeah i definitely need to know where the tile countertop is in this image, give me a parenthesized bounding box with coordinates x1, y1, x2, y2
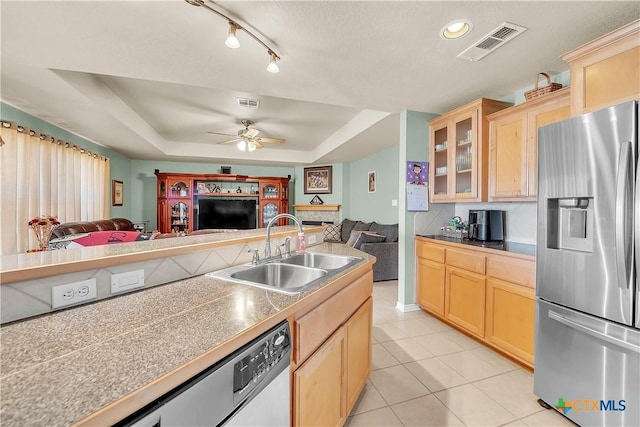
(0, 243, 374, 427)
(417, 235, 536, 258)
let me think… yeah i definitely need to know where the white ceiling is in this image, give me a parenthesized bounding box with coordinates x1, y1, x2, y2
(1, 1, 638, 166)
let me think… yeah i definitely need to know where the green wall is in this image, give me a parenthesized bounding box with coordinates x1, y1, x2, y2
(344, 145, 399, 224)
(293, 163, 345, 215)
(398, 110, 438, 307)
(1, 102, 133, 219)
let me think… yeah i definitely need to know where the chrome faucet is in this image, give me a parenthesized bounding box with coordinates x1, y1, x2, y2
(248, 248, 260, 265)
(265, 214, 303, 258)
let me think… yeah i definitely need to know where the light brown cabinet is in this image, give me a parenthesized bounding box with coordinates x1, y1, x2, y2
(488, 88, 571, 201)
(415, 237, 535, 369)
(428, 98, 512, 203)
(292, 272, 373, 427)
(562, 19, 639, 115)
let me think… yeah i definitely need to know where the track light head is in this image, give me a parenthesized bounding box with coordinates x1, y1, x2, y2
(225, 22, 240, 48)
(267, 51, 280, 73)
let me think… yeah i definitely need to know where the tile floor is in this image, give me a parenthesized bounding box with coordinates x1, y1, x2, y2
(345, 281, 576, 427)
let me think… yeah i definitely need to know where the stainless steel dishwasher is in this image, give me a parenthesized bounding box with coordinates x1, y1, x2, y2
(115, 320, 291, 427)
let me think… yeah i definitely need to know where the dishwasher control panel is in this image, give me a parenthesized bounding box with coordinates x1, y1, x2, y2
(232, 322, 290, 404)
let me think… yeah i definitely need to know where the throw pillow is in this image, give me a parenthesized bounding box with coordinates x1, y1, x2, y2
(353, 221, 372, 233)
(340, 218, 357, 242)
(323, 223, 342, 242)
(353, 232, 386, 250)
(369, 222, 399, 242)
(346, 230, 364, 248)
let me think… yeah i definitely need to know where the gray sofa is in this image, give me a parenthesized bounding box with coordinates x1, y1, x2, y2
(324, 219, 398, 282)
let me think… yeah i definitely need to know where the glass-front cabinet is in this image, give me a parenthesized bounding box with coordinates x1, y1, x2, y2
(261, 201, 280, 227)
(428, 98, 512, 203)
(170, 202, 189, 233)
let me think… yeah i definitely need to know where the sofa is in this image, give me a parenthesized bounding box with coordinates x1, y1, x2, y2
(324, 219, 398, 282)
(51, 218, 136, 239)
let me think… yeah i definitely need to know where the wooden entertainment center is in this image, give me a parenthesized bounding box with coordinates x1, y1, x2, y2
(155, 170, 291, 234)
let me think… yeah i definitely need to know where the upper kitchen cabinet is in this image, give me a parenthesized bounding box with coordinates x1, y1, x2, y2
(562, 19, 639, 116)
(429, 98, 512, 203)
(488, 88, 571, 201)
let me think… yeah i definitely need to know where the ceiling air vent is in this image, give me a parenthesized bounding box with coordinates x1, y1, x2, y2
(237, 98, 260, 109)
(457, 22, 527, 61)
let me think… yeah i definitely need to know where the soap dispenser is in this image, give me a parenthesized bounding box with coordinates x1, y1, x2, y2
(296, 232, 306, 253)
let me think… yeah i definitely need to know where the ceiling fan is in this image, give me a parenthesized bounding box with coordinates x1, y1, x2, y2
(207, 120, 285, 151)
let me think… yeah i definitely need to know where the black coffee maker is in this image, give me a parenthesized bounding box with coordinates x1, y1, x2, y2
(468, 210, 505, 241)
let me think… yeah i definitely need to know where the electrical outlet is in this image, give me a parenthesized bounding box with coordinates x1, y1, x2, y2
(52, 279, 97, 309)
(111, 269, 145, 294)
(307, 234, 317, 245)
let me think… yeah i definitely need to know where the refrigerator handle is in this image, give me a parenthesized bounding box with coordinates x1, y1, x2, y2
(615, 141, 632, 290)
(548, 310, 639, 353)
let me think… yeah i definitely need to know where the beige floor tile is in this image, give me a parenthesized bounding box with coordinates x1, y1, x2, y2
(435, 383, 517, 426)
(368, 364, 431, 405)
(387, 318, 443, 337)
(404, 357, 468, 392)
(413, 331, 467, 356)
(438, 348, 518, 381)
(381, 337, 434, 363)
(349, 381, 388, 415)
(344, 407, 403, 427)
(474, 370, 542, 418)
(439, 329, 482, 349)
(500, 420, 528, 426)
(470, 346, 520, 371)
(416, 315, 453, 332)
(391, 395, 465, 427)
(371, 343, 400, 370)
(520, 408, 577, 426)
(372, 322, 410, 342)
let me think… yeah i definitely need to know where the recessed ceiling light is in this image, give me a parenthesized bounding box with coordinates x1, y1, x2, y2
(440, 19, 473, 40)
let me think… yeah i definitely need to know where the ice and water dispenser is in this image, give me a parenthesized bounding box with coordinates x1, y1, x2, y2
(546, 197, 594, 253)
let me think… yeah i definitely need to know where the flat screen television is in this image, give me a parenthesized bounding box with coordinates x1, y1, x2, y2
(196, 197, 257, 230)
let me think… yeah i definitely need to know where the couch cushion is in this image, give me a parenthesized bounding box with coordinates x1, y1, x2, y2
(346, 230, 386, 250)
(340, 218, 357, 242)
(353, 221, 373, 234)
(324, 223, 342, 242)
(370, 222, 399, 242)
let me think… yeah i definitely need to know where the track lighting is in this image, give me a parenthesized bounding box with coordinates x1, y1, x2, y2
(267, 51, 279, 73)
(225, 22, 240, 49)
(185, 0, 281, 73)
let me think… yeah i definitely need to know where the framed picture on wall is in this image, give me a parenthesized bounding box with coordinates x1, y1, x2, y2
(304, 166, 332, 194)
(368, 171, 376, 193)
(112, 180, 124, 206)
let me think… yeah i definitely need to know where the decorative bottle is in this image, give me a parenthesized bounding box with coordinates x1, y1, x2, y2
(296, 232, 306, 253)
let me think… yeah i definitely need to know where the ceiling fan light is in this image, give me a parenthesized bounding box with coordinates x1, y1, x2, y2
(267, 52, 279, 73)
(237, 140, 247, 151)
(248, 141, 257, 152)
(225, 23, 240, 49)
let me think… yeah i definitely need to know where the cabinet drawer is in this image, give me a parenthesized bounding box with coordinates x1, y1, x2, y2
(294, 271, 373, 364)
(446, 248, 485, 274)
(416, 241, 445, 263)
(486, 255, 535, 289)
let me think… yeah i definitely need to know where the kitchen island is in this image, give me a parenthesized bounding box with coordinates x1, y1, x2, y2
(0, 240, 375, 426)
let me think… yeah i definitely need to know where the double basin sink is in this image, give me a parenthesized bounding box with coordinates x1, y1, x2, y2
(208, 252, 363, 295)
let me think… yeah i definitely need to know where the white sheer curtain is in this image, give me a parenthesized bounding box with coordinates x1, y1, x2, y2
(0, 122, 110, 255)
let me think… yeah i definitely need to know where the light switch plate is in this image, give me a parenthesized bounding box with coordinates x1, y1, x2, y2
(392, 199, 398, 206)
(111, 270, 145, 294)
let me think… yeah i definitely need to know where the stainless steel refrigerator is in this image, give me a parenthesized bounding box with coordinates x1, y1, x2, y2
(535, 100, 639, 427)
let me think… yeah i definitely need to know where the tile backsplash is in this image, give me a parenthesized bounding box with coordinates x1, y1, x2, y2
(455, 202, 537, 244)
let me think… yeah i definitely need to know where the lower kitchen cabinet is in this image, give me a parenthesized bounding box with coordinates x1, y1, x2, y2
(415, 237, 535, 369)
(445, 266, 486, 337)
(292, 271, 373, 427)
(416, 257, 445, 316)
(485, 278, 535, 366)
(294, 327, 346, 427)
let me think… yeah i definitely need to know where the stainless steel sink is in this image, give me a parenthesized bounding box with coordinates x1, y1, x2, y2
(207, 252, 363, 295)
(278, 253, 359, 270)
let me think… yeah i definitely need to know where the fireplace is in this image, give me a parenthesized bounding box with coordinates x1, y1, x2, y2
(301, 220, 334, 226)
(293, 204, 341, 225)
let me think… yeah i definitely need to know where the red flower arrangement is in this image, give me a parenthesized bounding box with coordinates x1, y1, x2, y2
(28, 215, 60, 251)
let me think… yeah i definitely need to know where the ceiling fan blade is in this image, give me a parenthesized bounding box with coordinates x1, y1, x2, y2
(245, 128, 260, 138)
(256, 137, 286, 144)
(216, 138, 239, 145)
(207, 131, 237, 137)
(252, 140, 264, 149)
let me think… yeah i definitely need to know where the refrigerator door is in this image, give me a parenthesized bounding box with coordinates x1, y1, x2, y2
(534, 299, 640, 427)
(537, 100, 637, 326)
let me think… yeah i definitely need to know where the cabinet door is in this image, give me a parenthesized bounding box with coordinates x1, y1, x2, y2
(157, 199, 169, 233)
(294, 327, 346, 427)
(445, 266, 486, 337)
(489, 113, 527, 199)
(429, 121, 451, 201)
(485, 278, 535, 367)
(345, 298, 372, 413)
(170, 201, 190, 233)
(416, 258, 445, 317)
(451, 109, 479, 200)
(260, 201, 280, 228)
